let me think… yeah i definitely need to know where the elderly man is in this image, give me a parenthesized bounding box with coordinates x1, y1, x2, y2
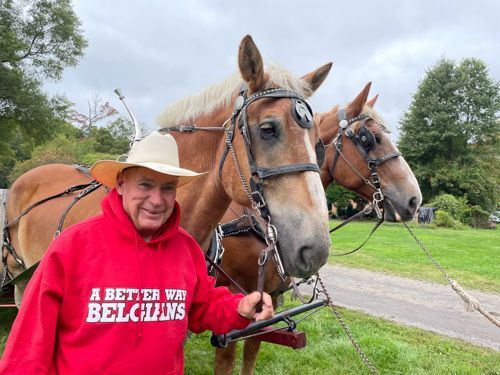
(0, 132, 273, 374)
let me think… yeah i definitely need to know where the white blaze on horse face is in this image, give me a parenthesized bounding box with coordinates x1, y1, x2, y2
(303, 131, 329, 221)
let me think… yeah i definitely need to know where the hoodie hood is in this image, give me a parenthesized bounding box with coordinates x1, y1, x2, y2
(101, 188, 180, 244)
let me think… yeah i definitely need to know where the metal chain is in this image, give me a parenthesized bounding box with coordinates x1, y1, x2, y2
(226, 137, 262, 210)
(332, 142, 374, 187)
(316, 273, 379, 375)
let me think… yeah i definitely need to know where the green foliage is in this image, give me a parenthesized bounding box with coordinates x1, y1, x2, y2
(398, 57, 500, 211)
(468, 205, 492, 229)
(80, 152, 122, 167)
(88, 118, 132, 155)
(433, 210, 464, 229)
(429, 193, 469, 222)
(325, 184, 365, 218)
(8, 121, 131, 184)
(0, 0, 87, 80)
(0, 0, 86, 186)
(8, 134, 80, 182)
(325, 183, 356, 207)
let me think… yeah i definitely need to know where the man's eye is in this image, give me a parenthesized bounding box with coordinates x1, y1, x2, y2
(139, 183, 152, 189)
(162, 185, 175, 192)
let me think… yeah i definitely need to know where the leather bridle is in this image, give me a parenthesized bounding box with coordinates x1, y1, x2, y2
(327, 107, 401, 219)
(162, 86, 323, 282)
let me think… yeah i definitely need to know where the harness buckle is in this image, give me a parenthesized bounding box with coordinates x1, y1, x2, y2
(179, 124, 196, 133)
(258, 250, 268, 266)
(372, 190, 384, 219)
(250, 191, 266, 209)
(265, 223, 278, 245)
(373, 190, 384, 202)
(274, 250, 287, 280)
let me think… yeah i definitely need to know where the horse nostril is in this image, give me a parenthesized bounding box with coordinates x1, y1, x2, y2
(409, 196, 418, 209)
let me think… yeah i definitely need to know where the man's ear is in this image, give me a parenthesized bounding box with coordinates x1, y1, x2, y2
(116, 173, 124, 195)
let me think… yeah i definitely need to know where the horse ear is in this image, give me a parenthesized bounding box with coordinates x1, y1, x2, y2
(366, 94, 379, 108)
(347, 82, 371, 117)
(238, 35, 265, 92)
(300, 62, 333, 96)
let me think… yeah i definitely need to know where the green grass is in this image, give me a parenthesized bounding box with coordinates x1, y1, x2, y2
(2, 298, 498, 373)
(0, 308, 17, 353)
(184, 296, 500, 374)
(328, 220, 500, 293)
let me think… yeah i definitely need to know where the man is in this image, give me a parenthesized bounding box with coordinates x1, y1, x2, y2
(0, 132, 273, 374)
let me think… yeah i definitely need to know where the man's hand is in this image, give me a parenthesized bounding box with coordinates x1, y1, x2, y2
(238, 291, 274, 321)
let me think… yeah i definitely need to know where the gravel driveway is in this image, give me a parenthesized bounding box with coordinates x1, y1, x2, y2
(305, 264, 500, 351)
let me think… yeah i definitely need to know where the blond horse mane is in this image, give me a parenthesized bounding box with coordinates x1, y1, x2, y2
(155, 64, 312, 127)
(317, 104, 390, 133)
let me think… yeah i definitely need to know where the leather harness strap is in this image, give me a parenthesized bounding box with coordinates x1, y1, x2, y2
(2, 178, 103, 288)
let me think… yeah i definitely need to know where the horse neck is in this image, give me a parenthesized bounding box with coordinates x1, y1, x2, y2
(318, 113, 340, 188)
(174, 109, 233, 251)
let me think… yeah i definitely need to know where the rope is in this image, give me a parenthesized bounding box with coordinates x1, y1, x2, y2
(403, 222, 500, 328)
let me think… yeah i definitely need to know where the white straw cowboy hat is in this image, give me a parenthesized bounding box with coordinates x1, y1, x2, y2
(90, 131, 205, 188)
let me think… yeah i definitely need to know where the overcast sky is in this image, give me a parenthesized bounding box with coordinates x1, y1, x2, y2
(45, 0, 500, 141)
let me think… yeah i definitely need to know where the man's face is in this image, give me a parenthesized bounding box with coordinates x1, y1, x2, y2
(116, 167, 178, 241)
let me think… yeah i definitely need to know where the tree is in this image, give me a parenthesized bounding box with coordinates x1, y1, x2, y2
(0, 0, 87, 187)
(70, 95, 119, 136)
(398, 58, 500, 210)
(0, 0, 87, 80)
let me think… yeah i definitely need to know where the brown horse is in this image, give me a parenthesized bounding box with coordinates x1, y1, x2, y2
(213, 82, 422, 374)
(2, 35, 333, 315)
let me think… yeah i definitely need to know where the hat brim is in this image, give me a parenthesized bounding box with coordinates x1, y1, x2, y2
(90, 160, 206, 188)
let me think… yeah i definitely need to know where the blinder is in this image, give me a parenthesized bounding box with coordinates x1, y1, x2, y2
(291, 98, 314, 129)
(315, 139, 325, 167)
(345, 125, 376, 152)
(358, 126, 376, 151)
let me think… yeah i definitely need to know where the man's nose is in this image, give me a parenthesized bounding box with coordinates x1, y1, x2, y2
(148, 187, 163, 205)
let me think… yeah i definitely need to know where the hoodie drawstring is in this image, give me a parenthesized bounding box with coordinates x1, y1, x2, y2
(135, 233, 143, 342)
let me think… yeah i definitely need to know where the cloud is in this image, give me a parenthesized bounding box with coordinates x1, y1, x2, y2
(44, 0, 500, 141)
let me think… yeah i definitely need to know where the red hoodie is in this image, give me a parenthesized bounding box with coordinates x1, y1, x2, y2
(0, 189, 249, 374)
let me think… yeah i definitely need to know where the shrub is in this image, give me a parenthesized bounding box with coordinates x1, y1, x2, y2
(429, 194, 469, 223)
(80, 152, 123, 167)
(433, 210, 463, 229)
(8, 135, 79, 183)
(468, 205, 493, 229)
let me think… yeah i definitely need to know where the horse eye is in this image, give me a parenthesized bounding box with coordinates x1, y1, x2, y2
(259, 122, 276, 140)
(374, 134, 381, 143)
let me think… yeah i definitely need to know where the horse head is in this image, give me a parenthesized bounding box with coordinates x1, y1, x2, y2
(157, 35, 333, 278)
(230, 36, 333, 278)
(317, 82, 422, 222)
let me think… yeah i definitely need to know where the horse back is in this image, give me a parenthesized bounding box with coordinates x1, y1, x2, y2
(5, 164, 107, 273)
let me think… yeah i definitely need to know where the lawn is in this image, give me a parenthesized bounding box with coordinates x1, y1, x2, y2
(328, 220, 500, 293)
(2, 295, 498, 374)
(183, 296, 500, 374)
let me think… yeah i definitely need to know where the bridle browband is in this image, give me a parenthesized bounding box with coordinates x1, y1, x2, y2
(160, 86, 322, 282)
